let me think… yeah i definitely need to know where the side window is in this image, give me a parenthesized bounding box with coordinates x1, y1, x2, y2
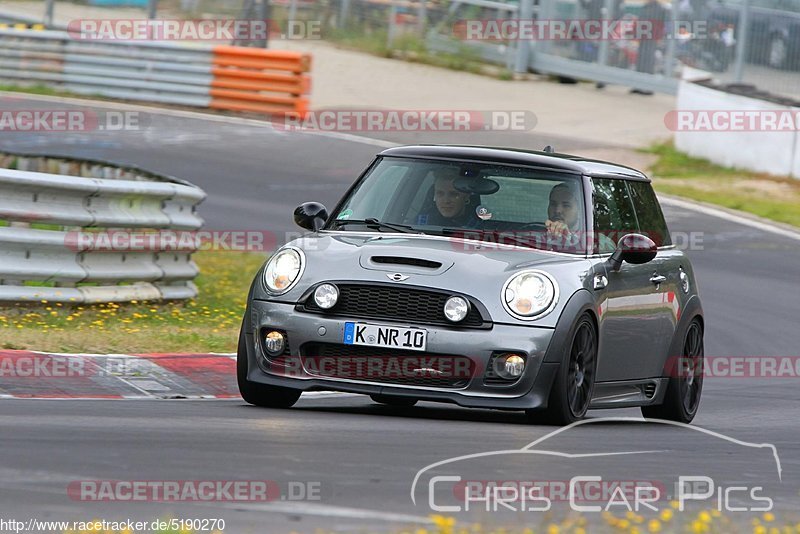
(592, 178, 638, 254)
(628, 181, 672, 246)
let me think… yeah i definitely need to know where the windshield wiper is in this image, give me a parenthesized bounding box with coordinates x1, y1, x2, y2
(333, 218, 420, 234)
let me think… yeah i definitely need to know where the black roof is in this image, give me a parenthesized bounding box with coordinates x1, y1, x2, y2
(378, 145, 649, 181)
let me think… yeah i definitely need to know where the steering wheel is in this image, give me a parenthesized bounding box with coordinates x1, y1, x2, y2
(515, 222, 547, 232)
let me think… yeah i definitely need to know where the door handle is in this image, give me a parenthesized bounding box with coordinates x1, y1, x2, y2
(650, 274, 667, 285)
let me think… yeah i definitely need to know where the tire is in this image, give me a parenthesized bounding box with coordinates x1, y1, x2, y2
(237, 322, 301, 408)
(370, 394, 418, 407)
(641, 319, 704, 423)
(527, 314, 597, 425)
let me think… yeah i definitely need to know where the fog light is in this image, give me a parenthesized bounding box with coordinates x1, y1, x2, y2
(443, 296, 470, 322)
(314, 283, 339, 309)
(494, 353, 525, 379)
(264, 331, 285, 356)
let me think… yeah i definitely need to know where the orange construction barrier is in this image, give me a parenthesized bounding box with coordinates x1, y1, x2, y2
(209, 46, 311, 116)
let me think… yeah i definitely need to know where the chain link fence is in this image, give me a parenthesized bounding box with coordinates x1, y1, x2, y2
(3, 0, 798, 97)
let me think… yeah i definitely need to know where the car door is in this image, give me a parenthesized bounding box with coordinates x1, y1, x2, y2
(627, 180, 683, 378)
(591, 178, 673, 382)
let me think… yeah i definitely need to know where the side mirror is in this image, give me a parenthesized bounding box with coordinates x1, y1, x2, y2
(607, 233, 657, 272)
(294, 202, 328, 231)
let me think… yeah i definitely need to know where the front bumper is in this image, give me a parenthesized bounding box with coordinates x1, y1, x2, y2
(245, 300, 560, 410)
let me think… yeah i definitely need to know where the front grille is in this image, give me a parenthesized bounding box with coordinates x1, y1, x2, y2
(300, 283, 488, 328)
(300, 342, 475, 389)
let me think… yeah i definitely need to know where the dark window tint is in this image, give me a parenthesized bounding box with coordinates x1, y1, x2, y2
(628, 181, 672, 246)
(592, 178, 638, 253)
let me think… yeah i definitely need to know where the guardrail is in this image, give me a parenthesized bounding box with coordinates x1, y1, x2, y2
(0, 153, 206, 303)
(0, 28, 311, 115)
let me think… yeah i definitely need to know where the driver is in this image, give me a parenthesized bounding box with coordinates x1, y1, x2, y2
(428, 168, 477, 227)
(546, 182, 582, 247)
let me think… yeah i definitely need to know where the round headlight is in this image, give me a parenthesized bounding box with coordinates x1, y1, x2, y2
(443, 296, 470, 322)
(314, 283, 339, 309)
(502, 270, 558, 320)
(263, 247, 304, 294)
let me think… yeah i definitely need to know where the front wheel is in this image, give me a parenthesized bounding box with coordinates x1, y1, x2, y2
(527, 314, 597, 425)
(641, 319, 704, 423)
(237, 323, 301, 408)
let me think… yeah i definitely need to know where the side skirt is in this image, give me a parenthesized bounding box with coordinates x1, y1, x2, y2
(589, 378, 669, 409)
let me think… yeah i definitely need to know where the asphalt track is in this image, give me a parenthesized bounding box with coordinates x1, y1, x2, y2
(1, 95, 800, 532)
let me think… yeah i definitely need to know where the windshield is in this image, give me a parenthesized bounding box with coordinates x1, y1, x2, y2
(327, 157, 588, 254)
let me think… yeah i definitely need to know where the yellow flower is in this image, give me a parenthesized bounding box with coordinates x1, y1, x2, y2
(547, 524, 560, 534)
(669, 500, 680, 510)
(763, 513, 775, 522)
(659, 509, 674, 522)
(698, 511, 712, 523)
(753, 526, 766, 534)
(648, 519, 662, 533)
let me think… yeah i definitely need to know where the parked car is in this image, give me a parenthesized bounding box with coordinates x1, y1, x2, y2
(710, 0, 800, 69)
(237, 145, 705, 425)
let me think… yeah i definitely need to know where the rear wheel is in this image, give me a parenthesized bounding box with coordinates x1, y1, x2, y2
(237, 323, 301, 408)
(528, 314, 597, 425)
(641, 319, 704, 423)
(370, 394, 418, 407)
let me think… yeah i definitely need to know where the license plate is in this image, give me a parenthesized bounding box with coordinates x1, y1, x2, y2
(343, 322, 427, 351)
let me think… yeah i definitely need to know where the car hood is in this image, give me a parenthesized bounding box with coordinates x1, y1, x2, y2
(257, 231, 594, 327)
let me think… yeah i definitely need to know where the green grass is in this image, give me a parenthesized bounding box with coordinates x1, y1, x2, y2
(645, 142, 800, 228)
(0, 83, 70, 97)
(0, 251, 267, 353)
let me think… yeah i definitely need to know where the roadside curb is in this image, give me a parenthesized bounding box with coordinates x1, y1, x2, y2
(0, 350, 239, 399)
(658, 194, 800, 242)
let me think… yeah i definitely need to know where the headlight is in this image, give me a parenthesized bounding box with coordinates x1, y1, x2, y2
(263, 247, 304, 294)
(502, 270, 558, 320)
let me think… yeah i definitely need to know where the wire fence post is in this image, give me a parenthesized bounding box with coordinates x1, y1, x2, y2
(733, 0, 751, 82)
(417, 0, 427, 36)
(147, 0, 158, 19)
(513, 0, 534, 73)
(662, 0, 681, 76)
(387, 0, 398, 48)
(288, 0, 298, 23)
(339, 0, 351, 29)
(44, 0, 54, 26)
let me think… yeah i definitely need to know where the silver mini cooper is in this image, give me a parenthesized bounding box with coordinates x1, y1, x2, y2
(238, 145, 704, 425)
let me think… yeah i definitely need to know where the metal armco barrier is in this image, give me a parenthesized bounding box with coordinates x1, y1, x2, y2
(0, 154, 206, 303)
(0, 28, 311, 115)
